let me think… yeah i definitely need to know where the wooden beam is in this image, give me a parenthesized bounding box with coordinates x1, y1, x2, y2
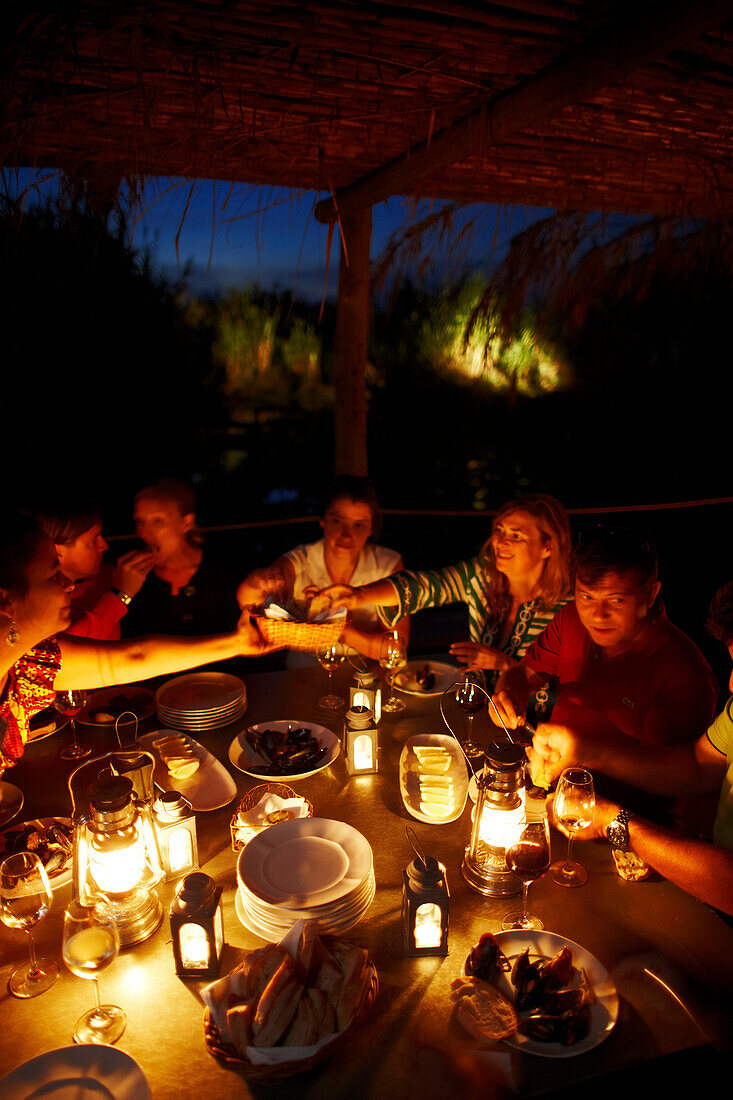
(315, 0, 732, 223)
(334, 207, 372, 477)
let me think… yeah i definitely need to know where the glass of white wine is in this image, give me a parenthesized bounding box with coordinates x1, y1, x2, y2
(55, 689, 91, 760)
(0, 851, 58, 998)
(379, 630, 407, 713)
(550, 767, 595, 888)
(316, 643, 346, 709)
(62, 896, 125, 1045)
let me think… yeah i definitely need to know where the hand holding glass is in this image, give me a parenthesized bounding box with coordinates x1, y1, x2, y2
(316, 643, 346, 709)
(550, 767, 595, 887)
(55, 689, 90, 760)
(503, 812, 551, 930)
(62, 896, 125, 1044)
(0, 851, 58, 997)
(379, 631, 407, 713)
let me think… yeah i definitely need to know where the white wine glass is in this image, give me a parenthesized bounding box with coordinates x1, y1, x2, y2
(503, 812, 551, 930)
(55, 689, 91, 760)
(0, 851, 58, 998)
(62, 896, 125, 1045)
(550, 767, 595, 887)
(454, 668, 485, 761)
(316, 643, 346, 709)
(379, 630, 406, 713)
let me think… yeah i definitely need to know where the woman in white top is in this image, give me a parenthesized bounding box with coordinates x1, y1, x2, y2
(237, 477, 408, 659)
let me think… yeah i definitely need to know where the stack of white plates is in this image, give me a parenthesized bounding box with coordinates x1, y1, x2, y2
(236, 817, 375, 942)
(155, 672, 246, 731)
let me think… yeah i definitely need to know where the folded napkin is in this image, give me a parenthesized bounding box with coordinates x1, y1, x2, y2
(235, 793, 310, 837)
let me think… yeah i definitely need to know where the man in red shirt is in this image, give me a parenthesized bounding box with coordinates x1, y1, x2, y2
(494, 526, 718, 751)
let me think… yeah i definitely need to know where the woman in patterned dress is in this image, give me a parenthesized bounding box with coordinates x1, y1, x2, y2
(315, 494, 572, 695)
(0, 514, 275, 775)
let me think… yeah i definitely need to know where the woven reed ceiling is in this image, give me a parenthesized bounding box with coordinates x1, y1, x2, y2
(3, 1, 733, 217)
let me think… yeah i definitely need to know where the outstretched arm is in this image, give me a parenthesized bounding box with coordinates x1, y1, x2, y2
(236, 559, 296, 609)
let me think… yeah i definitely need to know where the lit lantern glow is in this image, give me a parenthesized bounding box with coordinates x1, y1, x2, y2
(413, 903, 443, 949)
(154, 792, 199, 882)
(344, 706, 378, 775)
(402, 852, 450, 957)
(462, 745, 526, 897)
(170, 873, 224, 980)
(349, 668, 382, 724)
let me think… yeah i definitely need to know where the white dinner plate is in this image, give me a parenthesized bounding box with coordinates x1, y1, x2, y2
(0, 1044, 151, 1099)
(238, 817, 372, 908)
(235, 875, 375, 942)
(228, 720, 340, 781)
(0, 782, 24, 828)
(0, 818, 73, 889)
(136, 731, 237, 811)
(76, 685, 156, 727)
(156, 671, 245, 712)
(399, 734, 468, 824)
(492, 930, 618, 1058)
(241, 868, 375, 923)
(393, 660, 460, 696)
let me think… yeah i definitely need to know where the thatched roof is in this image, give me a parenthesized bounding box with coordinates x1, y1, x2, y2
(2, 1, 732, 219)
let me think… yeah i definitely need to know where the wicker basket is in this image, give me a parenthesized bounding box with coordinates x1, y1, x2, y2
(229, 783, 314, 852)
(253, 614, 345, 652)
(203, 962, 378, 1080)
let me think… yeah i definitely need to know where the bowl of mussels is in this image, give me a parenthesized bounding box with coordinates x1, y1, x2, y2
(230, 720, 340, 781)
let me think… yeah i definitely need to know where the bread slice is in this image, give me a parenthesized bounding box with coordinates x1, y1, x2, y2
(242, 943, 283, 1001)
(226, 999, 256, 1052)
(454, 979, 517, 1043)
(612, 849, 652, 881)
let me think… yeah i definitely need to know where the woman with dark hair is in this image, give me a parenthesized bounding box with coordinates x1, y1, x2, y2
(237, 476, 407, 660)
(37, 499, 153, 639)
(0, 514, 275, 775)
(122, 479, 239, 637)
(316, 493, 572, 689)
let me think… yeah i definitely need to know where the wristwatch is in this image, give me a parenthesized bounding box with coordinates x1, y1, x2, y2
(606, 808, 634, 851)
(111, 586, 133, 607)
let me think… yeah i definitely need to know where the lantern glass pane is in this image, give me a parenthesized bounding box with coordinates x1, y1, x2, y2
(414, 902, 442, 949)
(179, 922, 210, 968)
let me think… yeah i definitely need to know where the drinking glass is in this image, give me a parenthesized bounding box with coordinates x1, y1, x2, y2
(379, 630, 406, 713)
(62, 896, 125, 1045)
(503, 812, 551, 930)
(0, 851, 58, 997)
(550, 767, 595, 887)
(55, 689, 90, 760)
(454, 669, 485, 761)
(316, 643, 346, 709)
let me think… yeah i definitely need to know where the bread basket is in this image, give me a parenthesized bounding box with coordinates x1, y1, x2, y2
(253, 613, 345, 652)
(229, 783, 313, 852)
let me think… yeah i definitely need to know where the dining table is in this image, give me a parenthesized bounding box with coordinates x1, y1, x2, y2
(1, 660, 731, 1099)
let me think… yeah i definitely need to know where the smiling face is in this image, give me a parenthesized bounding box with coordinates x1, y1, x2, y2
(490, 510, 551, 582)
(56, 523, 108, 581)
(8, 537, 73, 641)
(575, 570, 661, 656)
(320, 497, 373, 562)
(134, 496, 194, 564)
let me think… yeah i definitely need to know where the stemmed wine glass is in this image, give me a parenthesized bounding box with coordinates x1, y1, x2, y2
(379, 630, 407, 713)
(62, 896, 125, 1045)
(503, 812, 551, 930)
(550, 767, 595, 887)
(316, 643, 346, 709)
(454, 669, 485, 761)
(55, 689, 90, 760)
(0, 851, 58, 998)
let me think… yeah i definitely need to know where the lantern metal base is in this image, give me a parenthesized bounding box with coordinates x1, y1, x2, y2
(108, 887, 163, 946)
(462, 849, 520, 898)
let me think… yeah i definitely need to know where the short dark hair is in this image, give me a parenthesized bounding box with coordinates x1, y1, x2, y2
(707, 581, 733, 646)
(0, 514, 46, 597)
(322, 476, 382, 539)
(574, 524, 658, 590)
(37, 500, 102, 545)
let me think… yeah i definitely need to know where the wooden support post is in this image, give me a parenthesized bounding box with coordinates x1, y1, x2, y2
(334, 206, 372, 477)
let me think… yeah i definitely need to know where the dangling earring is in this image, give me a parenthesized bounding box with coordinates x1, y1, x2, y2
(5, 621, 19, 646)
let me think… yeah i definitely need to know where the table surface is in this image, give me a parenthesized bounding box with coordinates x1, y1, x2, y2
(1, 663, 732, 1099)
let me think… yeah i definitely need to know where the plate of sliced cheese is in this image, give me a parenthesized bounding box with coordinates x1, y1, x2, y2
(137, 730, 237, 811)
(399, 734, 468, 824)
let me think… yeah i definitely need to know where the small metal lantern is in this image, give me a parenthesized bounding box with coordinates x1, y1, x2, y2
(344, 704, 379, 775)
(154, 792, 199, 882)
(69, 753, 165, 947)
(349, 666, 382, 724)
(170, 871, 224, 980)
(462, 744, 526, 897)
(402, 829, 449, 956)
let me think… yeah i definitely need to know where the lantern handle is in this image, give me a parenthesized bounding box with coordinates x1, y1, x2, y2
(439, 676, 518, 775)
(115, 711, 139, 748)
(405, 826, 428, 871)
